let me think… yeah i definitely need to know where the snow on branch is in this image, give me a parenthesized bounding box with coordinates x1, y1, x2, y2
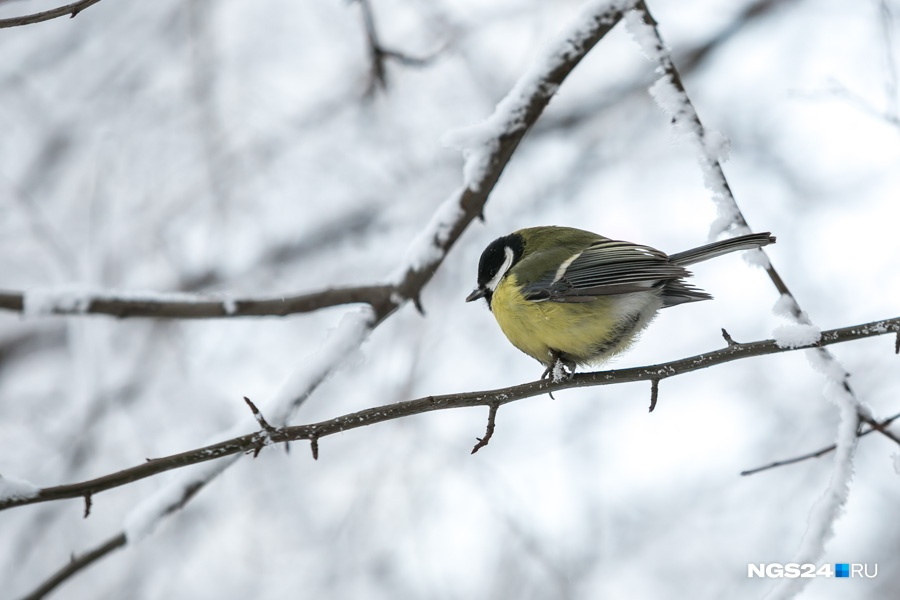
(12, 4, 638, 597)
(624, 2, 747, 243)
(3, 314, 898, 514)
(626, 5, 874, 597)
(0, 2, 636, 325)
(0, 286, 395, 320)
(395, 0, 635, 311)
(442, 0, 637, 191)
(0, 474, 39, 503)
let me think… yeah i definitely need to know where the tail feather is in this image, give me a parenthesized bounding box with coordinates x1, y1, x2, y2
(668, 233, 775, 266)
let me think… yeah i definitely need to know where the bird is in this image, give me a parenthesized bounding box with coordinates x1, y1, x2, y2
(465, 226, 775, 379)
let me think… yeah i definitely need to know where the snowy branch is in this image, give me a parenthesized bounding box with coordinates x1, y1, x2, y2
(627, 6, 870, 596)
(3, 315, 897, 513)
(0, 2, 634, 326)
(0, 286, 396, 320)
(0, 0, 103, 28)
(8, 4, 637, 598)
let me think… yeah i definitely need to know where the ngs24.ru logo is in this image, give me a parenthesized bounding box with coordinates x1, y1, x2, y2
(748, 563, 877, 578)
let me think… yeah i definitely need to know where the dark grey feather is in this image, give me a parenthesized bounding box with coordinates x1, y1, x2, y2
(521, 233, 774, 306)
(522, 239, 692, 302)
(668, 232, 775, 266)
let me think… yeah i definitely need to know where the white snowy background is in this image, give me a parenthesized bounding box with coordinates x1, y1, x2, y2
(1, 0, 899, 598)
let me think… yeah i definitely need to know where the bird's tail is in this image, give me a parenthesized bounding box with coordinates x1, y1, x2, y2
(668, 232, 775, 266)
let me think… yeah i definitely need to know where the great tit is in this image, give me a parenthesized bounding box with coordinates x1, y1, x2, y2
(466, 226, 775, 378)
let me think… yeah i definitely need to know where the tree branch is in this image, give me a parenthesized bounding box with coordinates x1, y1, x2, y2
(0, 0, 103, 29)
(4, 315, 897, 513)
(0, 286, 395, 319)
(630, 4, 872, 584)
(355, 0, 439, 96)
(17, 534, 125, 600)
(12, 5, 636, 598)
(741, 411, 900, 476)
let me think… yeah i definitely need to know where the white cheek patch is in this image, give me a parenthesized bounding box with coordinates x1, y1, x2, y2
(486, 246, 515, 291)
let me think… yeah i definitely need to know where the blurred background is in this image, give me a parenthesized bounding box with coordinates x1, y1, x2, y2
(1, 0, 899, 598)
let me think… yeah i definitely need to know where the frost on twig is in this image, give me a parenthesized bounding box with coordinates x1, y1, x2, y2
(243, 396, 277, 458)
(243, 396, 276, 434)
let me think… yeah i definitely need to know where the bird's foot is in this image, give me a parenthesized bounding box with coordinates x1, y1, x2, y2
(541, 353, 575, 383)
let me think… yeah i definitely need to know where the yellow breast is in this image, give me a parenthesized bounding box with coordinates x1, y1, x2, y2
(491, 274, 649, 367)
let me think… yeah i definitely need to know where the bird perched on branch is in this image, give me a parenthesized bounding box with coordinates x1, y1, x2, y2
(466, 226, 775, 380)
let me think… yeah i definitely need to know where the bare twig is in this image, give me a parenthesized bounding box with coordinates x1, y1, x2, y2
(18, 533, 126, 600)
(471, 403, 499, 454)
(4, 315, 897, 513)
(356, 0, 441, 96)
(0, 0, 103, 28)
(741, 411, 900, 476)
(859, 413, 900, 446)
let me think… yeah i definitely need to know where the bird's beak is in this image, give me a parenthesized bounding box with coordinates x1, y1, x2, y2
(465, 288, 486, 302)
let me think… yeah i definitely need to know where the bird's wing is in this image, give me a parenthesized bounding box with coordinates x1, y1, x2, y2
(521, 239, 692, 303)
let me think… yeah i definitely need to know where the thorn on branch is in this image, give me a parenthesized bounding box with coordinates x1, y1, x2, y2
(250, 437, 263, 458)
(412, 294, 425, 316)
(721, 328, 739, 347)
(649, 378, 659, 412)
(243, 396, 276, 434)
(471, 404, 499, 454)
(310, 435, 320, 460)
(83, 494, 92, 519)
(244, 397, 278, 458)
